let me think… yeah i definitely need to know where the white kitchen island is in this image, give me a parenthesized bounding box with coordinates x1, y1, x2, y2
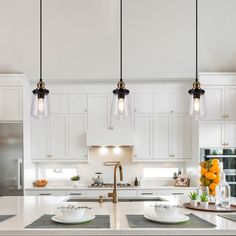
(0, 195, 236, 236)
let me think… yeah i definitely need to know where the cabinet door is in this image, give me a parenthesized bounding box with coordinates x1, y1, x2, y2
(88, 94, 110, 129)
(31, 118, 47, 160)
(204, 87, 223, 120)
(199, 122, 222, 148)
(43, 0, 119, 80)
(224, 87, 236, 120)
(0, 87, 22, 120)
(134, 115, 153, 159)
(48, 115, 67, 159)
(49, 94, 68, 114)
(224, 122, 236, 147)
(124, 0, 195, 79)
(68, 115, 87, 160)
(69, 94, 87, 114)
(154, 91, 188, 114)
(172, 115, 190, 159)
(134, 93, 153, 113)
(153, 115, 171, 159)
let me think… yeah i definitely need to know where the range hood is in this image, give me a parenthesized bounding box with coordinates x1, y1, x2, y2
(86, 129, 135, 147)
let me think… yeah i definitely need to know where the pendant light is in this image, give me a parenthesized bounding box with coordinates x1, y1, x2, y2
(31, 0, 49, 119)
(188, 0, 205, 120)
(111, 0, 130, 119)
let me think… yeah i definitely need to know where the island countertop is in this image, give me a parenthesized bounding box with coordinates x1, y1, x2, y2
(0, 195, 236, 236)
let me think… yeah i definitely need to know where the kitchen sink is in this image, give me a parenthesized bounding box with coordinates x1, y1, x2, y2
(65, 197, 167, 202)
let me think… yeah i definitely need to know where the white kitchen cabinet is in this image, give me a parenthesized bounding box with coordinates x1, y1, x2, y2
(117, 189, 137, 198)
(136, 189, 158, 197)
(68, 115, 87, 160)
(223, 122, 236, 147)
(157, 189, 195, 196)
(49, 94, 68, 114)
(153, 115, 171, 159)
(43, 0, 119, 80)
(172, 115, 191, 159)
(154, 91, 188, 114)
(48, 115, 67, 160)
(203, 87, 223, 120)
(31, 118, 47, 160)
(123, 0, 195, 79)
(88, 94, 111, 129)
(0, 87, 22, 121)
(134, 93, 153, 113)
(69, 94, 87, 114)
(224, 87, 236, 120)
(199, 121, 223, 148)
(134, 114, 153, 159)
(86, 190, 110, 198)
(66, 190, 87, 197)
(25, 190, 66, 196)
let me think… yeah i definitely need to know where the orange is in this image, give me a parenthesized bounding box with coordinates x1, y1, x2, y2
(205, 172, 216, 180)
(201, 167, 207, 176)
(209, 182, 217, 191)
(213, 175, 220, 184)
(200, 161, 206, 168)
(209, 165, 219, 173)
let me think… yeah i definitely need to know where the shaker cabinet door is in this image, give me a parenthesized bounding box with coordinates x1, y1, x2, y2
(224, 87, 236, 120)
(223, 122, 236, 148)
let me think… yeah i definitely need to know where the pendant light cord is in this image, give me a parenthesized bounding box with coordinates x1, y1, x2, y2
(195, 0, 198, 82)
(39, 0, 43, 82)
(120, 0, 123, 82)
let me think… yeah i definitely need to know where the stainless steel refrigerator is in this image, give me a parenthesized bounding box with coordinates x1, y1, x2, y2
(0, 123, 23, 196)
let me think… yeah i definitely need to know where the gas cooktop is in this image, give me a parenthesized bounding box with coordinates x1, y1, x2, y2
(90, 183, 133, 188)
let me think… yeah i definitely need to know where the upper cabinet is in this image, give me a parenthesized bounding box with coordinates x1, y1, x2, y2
(0, 87, 22, 121)
(203, 86, 236, 121)
(43, 0, 119, 80)
(123, 0, 195, 79)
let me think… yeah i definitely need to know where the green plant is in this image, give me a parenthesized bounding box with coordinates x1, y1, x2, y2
(200, 192, 208, 202)
(70, 175, 80, 181)
(189, 191, 198, 200)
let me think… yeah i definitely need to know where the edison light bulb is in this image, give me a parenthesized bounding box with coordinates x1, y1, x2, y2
(193, 98, 200, 112)
(38, 98, 44, 113)
(118, 98, 125, 112)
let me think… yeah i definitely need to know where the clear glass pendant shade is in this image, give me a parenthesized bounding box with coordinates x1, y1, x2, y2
(111, 93, 130, 119)
(31, 93, 49, 119)
(188, 94, 206, 120)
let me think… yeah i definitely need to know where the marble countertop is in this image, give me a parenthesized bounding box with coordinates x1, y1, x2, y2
(0, 195, 235, 235)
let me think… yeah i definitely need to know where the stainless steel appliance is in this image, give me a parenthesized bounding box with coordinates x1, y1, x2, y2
(200, 148, 236, 197)
(0, 124, 23, 196)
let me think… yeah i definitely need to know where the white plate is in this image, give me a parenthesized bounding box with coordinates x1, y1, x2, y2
(51, 214, 95, 224)
(144, 213, 189, 224)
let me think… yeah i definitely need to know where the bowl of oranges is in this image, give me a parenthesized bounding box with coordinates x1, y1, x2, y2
(200, 159, 220, 196)
(33, 179, 48, 187)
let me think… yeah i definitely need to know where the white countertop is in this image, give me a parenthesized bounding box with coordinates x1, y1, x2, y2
(0, 195, 235, 235)
(25, 186, 198, 190)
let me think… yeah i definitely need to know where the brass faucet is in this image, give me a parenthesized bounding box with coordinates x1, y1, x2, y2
(108, 163, 123, 203)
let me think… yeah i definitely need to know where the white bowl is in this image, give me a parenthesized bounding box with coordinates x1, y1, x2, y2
(153, 204, 180, 220)
(57, 203, 91, 221)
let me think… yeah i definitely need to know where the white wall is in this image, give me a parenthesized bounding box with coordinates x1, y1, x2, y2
(0, 0, 236, 81)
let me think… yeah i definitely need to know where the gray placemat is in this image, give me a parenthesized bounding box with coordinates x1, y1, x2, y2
(126, 213, 216, 228)
(25, 214, 110, 228)
(0, 215, 15, 223)
(218, 214, 236, 222)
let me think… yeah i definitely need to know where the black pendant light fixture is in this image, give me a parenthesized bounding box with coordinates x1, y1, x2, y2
(31, 0, 49, 119)
(188, 0, 205, 120)
(111, 0, 130, 119)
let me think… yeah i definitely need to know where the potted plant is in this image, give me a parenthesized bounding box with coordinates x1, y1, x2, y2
(70, 175, 80, 187)
(189, 191, 198, 207)
(200, 192, 209, 209)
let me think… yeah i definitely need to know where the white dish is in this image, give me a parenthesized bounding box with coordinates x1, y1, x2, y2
(144, 213, 189, 224)
(51, 214, 95, 224)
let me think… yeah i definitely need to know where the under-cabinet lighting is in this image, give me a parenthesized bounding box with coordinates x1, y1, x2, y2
(99, 146, 108, 155)
(113, 146, 122, 154)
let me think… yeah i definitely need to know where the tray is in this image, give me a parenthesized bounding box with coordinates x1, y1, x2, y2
(183, 202, 236, 212)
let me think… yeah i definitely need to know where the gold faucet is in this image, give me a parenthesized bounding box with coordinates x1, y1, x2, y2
(108, 163, 123, 203)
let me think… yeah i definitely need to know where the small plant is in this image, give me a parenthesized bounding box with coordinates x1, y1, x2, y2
(70, 175, 80, 181)
(189, 191, 198, 200)
(200, 192, 208, 202)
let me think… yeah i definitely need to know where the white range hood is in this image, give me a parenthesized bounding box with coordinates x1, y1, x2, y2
(86, 129, 135, 147)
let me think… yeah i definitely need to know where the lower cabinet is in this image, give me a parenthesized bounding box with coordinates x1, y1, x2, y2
(136, 190, 158, 197)
(66, 190, 87, 197)
(25, 190, 67, 196)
